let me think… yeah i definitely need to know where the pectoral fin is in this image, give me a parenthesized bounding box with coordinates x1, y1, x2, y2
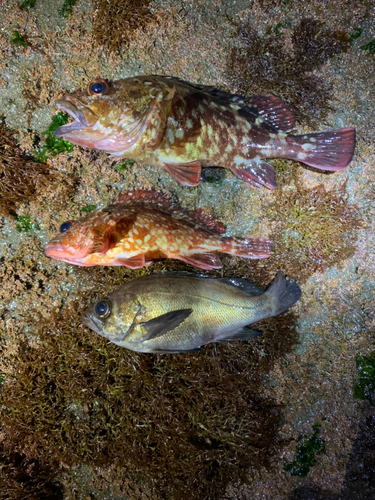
(114, 254, 147, 268)
(140, 308, 193, 342)
(162, 161, 201, 186)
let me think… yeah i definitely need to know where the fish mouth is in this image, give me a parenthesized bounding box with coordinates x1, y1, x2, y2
(81, 311, 103, 335)
(53, 99, 97, 138)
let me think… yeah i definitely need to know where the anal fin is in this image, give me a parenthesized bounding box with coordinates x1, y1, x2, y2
(114, 254, 147, 268)
(179, 252, 222, 270)
(151, 348, 201, 354)
(231, 161, 277, 189)
(163, 161, 201, 186)
(216, 328, 263, 343)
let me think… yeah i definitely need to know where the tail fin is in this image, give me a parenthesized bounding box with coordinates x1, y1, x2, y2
(265, 272, 301, 316)
(222, 237, 273, 259)
(288, 127, 356, 171)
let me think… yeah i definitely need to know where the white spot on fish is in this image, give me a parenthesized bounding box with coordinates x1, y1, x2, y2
(192, 109, 198, 118)
(186, 118, 193, 129)
(255, 117, 263, 125)
(144, 234, 151, 243)
(166, 129, 175, 144)
(302, 143, 314, 151)
(175, 128, 184, 139)
(298, 152, 307, 160)
(136, 239, 142, 245)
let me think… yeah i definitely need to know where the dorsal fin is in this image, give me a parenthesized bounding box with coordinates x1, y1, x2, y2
(111, 189, 226, 235)
(161, 76, 295, 132)
(243, 95, 295, 133)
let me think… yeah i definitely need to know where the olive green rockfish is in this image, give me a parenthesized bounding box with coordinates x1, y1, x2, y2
(54, 75, 356, 189)
(82, 272, 301, 354)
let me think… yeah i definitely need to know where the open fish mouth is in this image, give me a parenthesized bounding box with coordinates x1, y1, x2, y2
(54, 99, 96, 138)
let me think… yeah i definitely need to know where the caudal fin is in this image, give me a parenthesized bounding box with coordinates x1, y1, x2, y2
(222, 237, 273, 259)
(265, 272, 301, 316)
(288, 127, 356, 171)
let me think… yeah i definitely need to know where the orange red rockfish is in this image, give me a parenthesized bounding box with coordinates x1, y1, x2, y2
(53, 75, 356, 188)
(45, 190, 272, 270)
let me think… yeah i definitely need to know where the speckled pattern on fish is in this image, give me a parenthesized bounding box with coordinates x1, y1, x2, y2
(53, 75, 356, 189)
(45, 190, 272, 270)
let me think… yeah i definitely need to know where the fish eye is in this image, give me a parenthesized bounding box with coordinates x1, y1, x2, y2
(94, 299, 111, 318)
(87, 79, 109, 96)
(60, 221, 72, 233)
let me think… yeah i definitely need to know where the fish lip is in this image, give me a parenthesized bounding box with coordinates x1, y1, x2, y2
(81, 311, 103, 335)
(45, 241, 79, 261)
(53, 98, 96, 137)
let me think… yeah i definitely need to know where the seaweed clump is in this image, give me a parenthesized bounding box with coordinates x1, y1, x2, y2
(93, 0, 154, 54)
(0, 121, 55, 217)
(0, 264, 299, 499)
(34, 113, 75, 162)
(252, 180, 363, 284)
(284, 423, 325, 477)
(354, 351, 375, 405)
(226, 18, 350, 126)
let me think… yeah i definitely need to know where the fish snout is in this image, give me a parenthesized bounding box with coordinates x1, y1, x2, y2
(45, 240, 76, 260)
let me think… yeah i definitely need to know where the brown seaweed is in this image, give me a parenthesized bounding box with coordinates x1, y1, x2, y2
(93, 0, 154, 54)
(226, 18, 350, 126)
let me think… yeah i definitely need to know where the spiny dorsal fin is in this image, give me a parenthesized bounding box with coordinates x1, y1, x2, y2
(243, 95, 295, 133)
(162, 76, 295, 132)
(112, 189, 226, 235)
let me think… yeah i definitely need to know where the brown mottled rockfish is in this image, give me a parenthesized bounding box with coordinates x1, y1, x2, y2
(53, 75, 356, 188)
(45, 189, 272, 270)
(81, 271, 301, 353)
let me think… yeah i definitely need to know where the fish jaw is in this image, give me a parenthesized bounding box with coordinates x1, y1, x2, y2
(54, 98, 99, 137)
(81, 310, 109, 336)
(45, 239, 93, 264)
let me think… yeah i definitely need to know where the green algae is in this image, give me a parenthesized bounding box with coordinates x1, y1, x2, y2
(80, 204, 97, 213)
(205, 174, 223, 187)
(34, 113, 74, 162)
(19, 0, 36, 9)
(349, 27, 363, 43)
(354, 351, 375, 405)
(284, 424, 326, 477)
(10, 31, 28, 47)
(114, 159, 134, 172)
(15, 215, 40, 233)
(58, 0, 76, 18)
(360, 39, 375, 54)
